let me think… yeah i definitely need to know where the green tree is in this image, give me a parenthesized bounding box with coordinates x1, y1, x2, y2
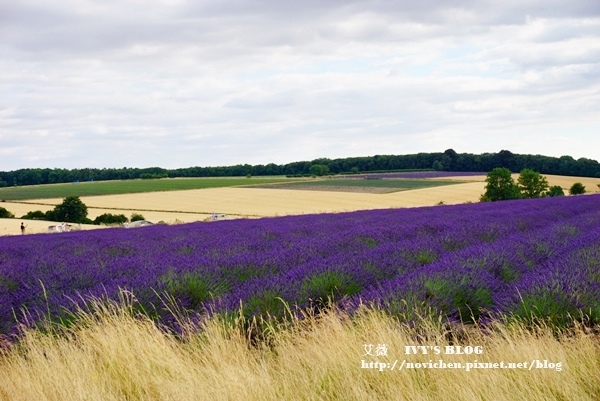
(93, 213, 128, 225)
(52, 196, 89, 223)
(0, 207, 14, 218)
(569, 182, 586, 195)
(547, 185, 565, 197)
(517, 169, 549, 198)
(130, 213, 145, 222)
(21, 210, 48, 220)
(432, 160, 444, 171)
(481, 168, 521, 202)
(309, 164, 330, 176)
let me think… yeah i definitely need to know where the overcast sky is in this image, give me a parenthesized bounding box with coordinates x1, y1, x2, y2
(1, 1, 599, 170)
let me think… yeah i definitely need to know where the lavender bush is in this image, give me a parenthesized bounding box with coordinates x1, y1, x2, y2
(1, 194, 599, 337)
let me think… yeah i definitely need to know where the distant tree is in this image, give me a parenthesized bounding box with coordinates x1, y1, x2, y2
(441, 149, 457, 170)
(547, 185, 565, 197)
(21, 210, 48, 220)
(432, 160, 444, 171)
(493, 150, 516, 171)
(569, 182, 586, 195)
(93, 213, 128, 225)
(309, 164, 330, 176)
(130, 213, 145, 222)
(0, 207, 14, 218)
(140, 173, 168, 179)
(517, 169, 549, 198)
(52, 196, 89, 223)
(481, 168, 521, 202)
(559, 155, 578, 176)
(44, 210, 56, 221)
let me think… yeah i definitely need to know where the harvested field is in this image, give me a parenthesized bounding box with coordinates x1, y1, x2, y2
(86, 208, 212, 224)
(13, 181, 488, 220)
(0, 202, 54, 218)
(60, 174, 593, 217)
(382, 181, 486, 206)
(0, 177, 300, 201)
(2, 174, 598, 236)
(0, 218, 103, 236)
(542, 174, 600, 191)
(434, 173, 600, 192)
(251, 178, 463, 194)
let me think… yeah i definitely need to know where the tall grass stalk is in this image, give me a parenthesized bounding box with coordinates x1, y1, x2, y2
(0, 297, 598, 400)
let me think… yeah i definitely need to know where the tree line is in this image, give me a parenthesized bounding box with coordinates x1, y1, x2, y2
(1, 149, 599, 188)
(0, 196, 146, 226)
(481, 168, 588, 202)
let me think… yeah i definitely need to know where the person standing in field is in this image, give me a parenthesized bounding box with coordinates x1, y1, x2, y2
(20, 222, 26, 234)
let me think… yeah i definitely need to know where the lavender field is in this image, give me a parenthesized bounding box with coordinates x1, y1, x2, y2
(345, 171, 486, 179)
(1, 195, 599, 337)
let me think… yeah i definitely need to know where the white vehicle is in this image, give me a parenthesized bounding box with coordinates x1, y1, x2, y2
(124, 220, 154, 228)
(48, 223, 71, 233)
(210, 212, 227, 221)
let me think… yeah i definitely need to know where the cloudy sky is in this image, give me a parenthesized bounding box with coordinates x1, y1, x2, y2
(1, 0, 599, 170)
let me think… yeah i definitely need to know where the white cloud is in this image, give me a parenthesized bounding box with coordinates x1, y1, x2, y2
(1, 0, 599, 170)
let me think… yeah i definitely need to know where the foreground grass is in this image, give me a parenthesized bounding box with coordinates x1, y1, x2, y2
(0, 177, 299, 201)
(1, 299, 598, 401)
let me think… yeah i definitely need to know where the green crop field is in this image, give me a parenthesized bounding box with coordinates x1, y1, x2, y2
(253, 178, 464, 193)
(0, 177, 300, 201)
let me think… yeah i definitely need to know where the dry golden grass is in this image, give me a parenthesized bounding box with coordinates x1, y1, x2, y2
(381, 182, 486, 207)
(1, 297, 598, 401)
(542, 174, 600, 192)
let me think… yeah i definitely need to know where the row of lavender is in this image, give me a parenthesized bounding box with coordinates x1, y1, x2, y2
(1, 195, 599, 335)
(344, 171, 486, 179)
